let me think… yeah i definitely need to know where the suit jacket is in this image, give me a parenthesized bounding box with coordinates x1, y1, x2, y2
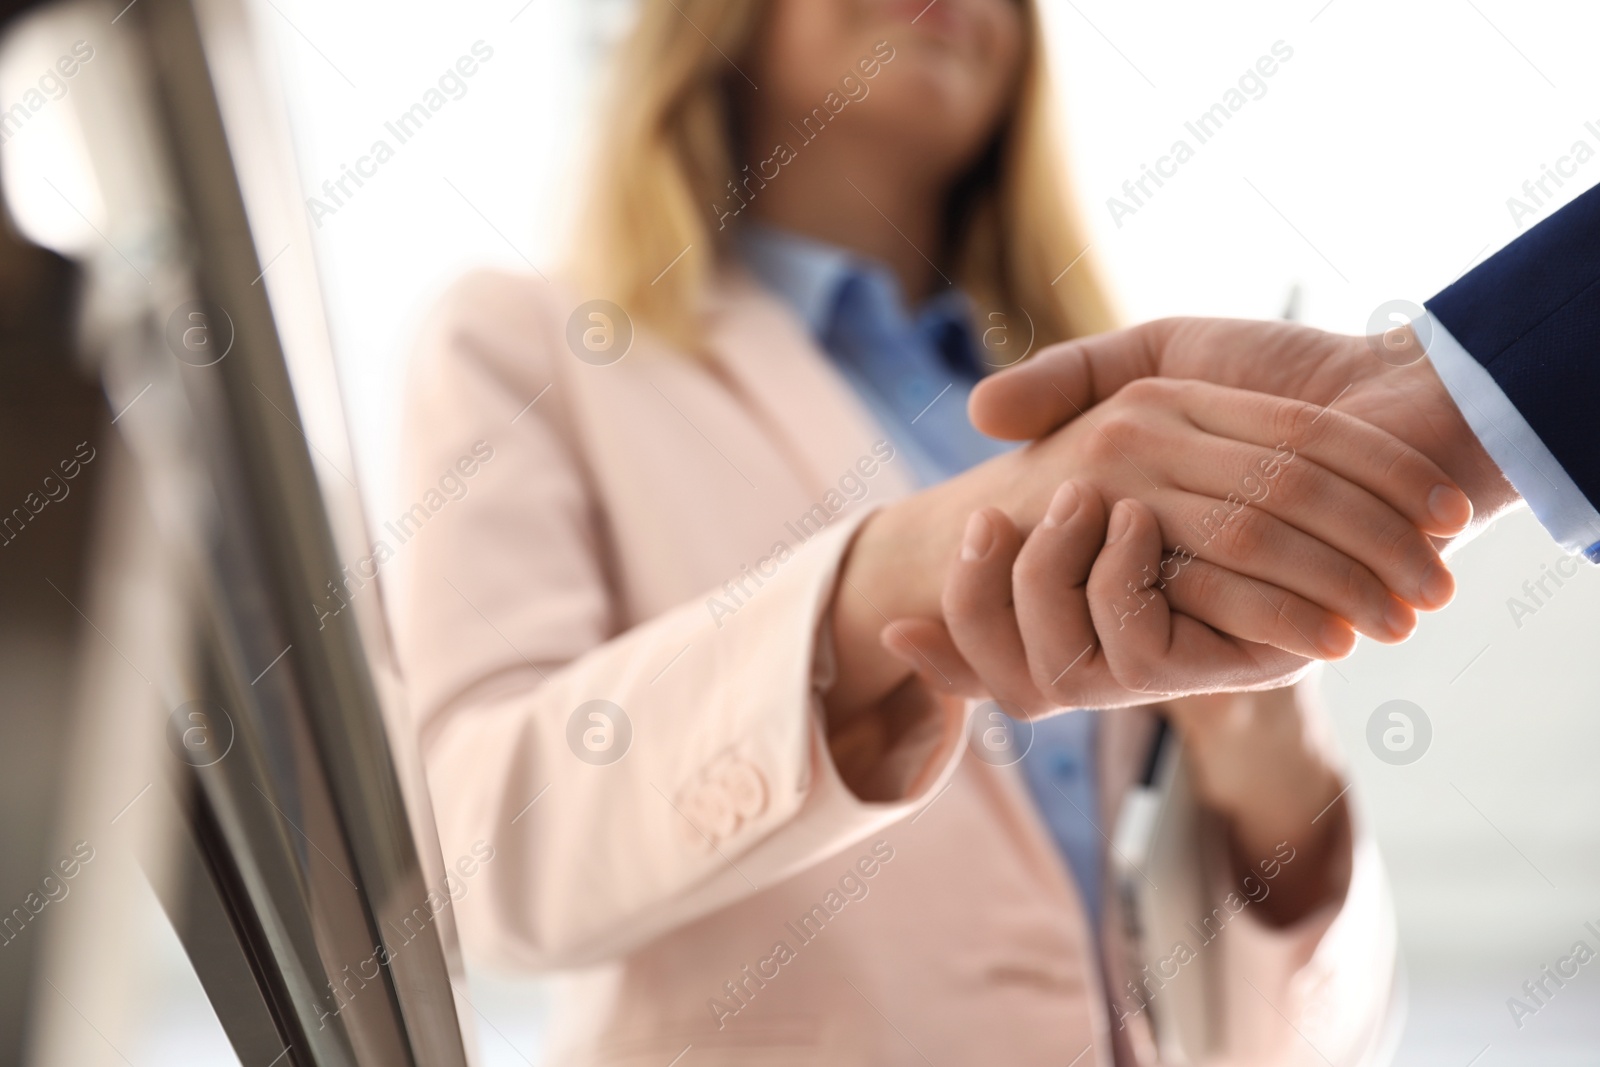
(1427, 180, 1600, 538)
(394, 269, 1397, 1066)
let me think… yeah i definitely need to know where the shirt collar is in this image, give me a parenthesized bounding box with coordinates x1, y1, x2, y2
(739, 223, 860, 340)
(738, 223, 975, 352)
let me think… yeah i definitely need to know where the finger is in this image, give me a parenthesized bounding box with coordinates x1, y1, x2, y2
(1142, 406, 1453, 613)
(1160, 379, 1465, 613)
(880, 618, 985, 699)
(1168, 436, 1448, 615)
(1155, 487, 1418, 644)
(1011, 481, 1124, 707)
(1088, 499, 1311, 695)
(1180, 381, 1472, 540)
(1055, 388, 1433, 626)
(942, 508, 1052, 716)
(1159, 555, 1358, 661)
(968, 323, 1168, 440)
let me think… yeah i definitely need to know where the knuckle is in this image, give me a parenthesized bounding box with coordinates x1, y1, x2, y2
(1375, 517, 1421, 566)
(1167, 558, 1219, 609)
(1078, 425, 1122, 468)
(1269, 455, 1318, 503)
(1252, 579, 1290, 619)
(1218, 508, 1273, 560)
(1272, 398, 1321, 449)
(1097, 410, 1145, 451)
(1375, 438, 1420, 489)
(1263, 591, 1306, 645)
(1118, 377, 1177, 407)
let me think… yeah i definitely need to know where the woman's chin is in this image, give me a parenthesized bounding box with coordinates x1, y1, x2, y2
(872, 68, 995, 138)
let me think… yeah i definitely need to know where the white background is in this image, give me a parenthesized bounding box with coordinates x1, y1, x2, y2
(168, 0, 1600, 1063)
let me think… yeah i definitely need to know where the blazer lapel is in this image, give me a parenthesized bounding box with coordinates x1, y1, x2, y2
(700, 270, 918, 504)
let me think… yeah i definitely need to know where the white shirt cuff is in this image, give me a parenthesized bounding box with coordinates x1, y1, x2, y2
(1420, 312, 1600, 562)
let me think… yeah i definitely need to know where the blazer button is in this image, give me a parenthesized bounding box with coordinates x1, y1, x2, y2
(700, 785, 739, 839)
(720, 759, 768, 821)
(681, 783, 737, 841)
(677, 787, 723, 850)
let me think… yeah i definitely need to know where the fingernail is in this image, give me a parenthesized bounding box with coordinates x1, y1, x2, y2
(960, 511, 993, 562)
(1042, 482, 1083, 528)
(1428, 484, 1472, 530)
(1420, 562, 1454, 608)
(1105, 501, 1132, 545)
(1384, 597, 1415, 639)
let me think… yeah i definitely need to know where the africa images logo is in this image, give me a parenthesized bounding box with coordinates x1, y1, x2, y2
(1366, 699, 1431, 766)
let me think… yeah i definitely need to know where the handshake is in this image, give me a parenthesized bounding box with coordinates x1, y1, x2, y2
(825, 315, 1520, 774)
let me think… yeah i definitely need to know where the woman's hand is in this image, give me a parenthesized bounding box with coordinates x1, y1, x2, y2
(878, 493, 1353, 923)
(825, 377, 1472, 739)
(877, 480, 1321, 713)
(1159, 684, 1352, 927)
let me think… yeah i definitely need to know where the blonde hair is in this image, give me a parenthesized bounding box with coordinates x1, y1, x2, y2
(572, 0, 1117, 356)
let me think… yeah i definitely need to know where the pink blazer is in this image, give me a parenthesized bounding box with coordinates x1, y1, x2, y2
(394, 269, 1398, 1066)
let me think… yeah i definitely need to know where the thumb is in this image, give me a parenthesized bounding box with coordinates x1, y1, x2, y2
(880, 618, 986, 699)
(968, 321, 1166, 441)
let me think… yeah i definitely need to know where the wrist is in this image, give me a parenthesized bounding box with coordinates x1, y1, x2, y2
(823, 494, 944, 725)
(834, 461, 1011, 627)
(822, 494, 971, 798)
(1383, 343, 1520, 525)
(1218, 762, 1342, 853)
(822, 460, 1018, 730)
(1167, 689, 1340, 833)
(1227, 791, 1350, 927)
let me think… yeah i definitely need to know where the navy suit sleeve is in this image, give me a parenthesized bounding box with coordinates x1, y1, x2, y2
(1425, 182, 1600, 515)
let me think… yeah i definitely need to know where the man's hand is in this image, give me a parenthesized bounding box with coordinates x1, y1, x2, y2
(968, 317, 1519, 542)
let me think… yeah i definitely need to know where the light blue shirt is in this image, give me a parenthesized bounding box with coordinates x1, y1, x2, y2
(740, 224, 1011, 485)
(740, 225, 1106, 930)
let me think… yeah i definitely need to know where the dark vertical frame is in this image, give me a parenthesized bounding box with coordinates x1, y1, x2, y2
(0, 0, 477, 1062)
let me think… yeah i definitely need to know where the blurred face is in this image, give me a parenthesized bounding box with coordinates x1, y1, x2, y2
(746, 0, 1026, 181)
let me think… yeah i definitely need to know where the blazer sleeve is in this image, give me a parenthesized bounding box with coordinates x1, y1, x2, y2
(1120, 738, 1396, 1067)
(393, 271, 962, 971)
(1203, 810, 1398, 1067)
(1424, 179, 1600, 559)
